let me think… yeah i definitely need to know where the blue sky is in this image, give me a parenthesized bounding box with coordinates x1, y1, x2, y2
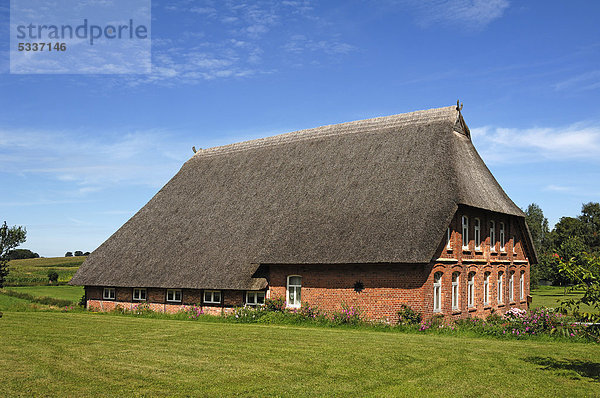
(0, 0, 599, 257)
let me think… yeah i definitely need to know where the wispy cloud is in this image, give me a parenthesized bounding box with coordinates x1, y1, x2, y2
(554, 70, 600, 91)
(399, 0, 510, 29)
(471, 121, 600, 163)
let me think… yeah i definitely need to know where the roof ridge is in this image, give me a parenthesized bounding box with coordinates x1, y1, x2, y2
(194, 105, 457, 158)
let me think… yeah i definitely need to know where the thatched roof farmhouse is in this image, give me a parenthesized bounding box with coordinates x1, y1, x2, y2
(72, 105, 535, 320)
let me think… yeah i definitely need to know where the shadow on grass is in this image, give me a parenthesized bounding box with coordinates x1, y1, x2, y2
(525, 356, 600, 382)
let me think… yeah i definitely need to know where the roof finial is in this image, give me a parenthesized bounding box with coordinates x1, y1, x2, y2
(456, 99, 463, 112)
(192, 146, 197, 153)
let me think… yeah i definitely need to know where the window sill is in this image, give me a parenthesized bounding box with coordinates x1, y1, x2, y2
(204, 302, 221, 305)
(498, 303, 505, 307)
(166, 301, 182, 304)
(452, 309, 461, 315)
(509, 301, 516, 305)
(475, 249, 483, 254)
(484, 305, 491, 310)
(468, 307, 477, 312)
(462, 249, 471, 254)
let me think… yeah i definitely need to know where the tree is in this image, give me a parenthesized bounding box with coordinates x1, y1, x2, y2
(65, 252, 73, 257)
(74, 251, 84, 257)
(579, 202, 600, 253)
(83, 252, 90, 256)
(47, 270, 59, 284)
(6, 248, 39, 260)
(525, 203, 550, 253)
(559, 254, 600, 323)
(0, 221, 27, 288)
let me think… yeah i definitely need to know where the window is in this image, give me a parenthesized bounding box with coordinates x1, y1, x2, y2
(446, 227, 452, 250)
(103, 287, 115, 300)
(246, 291, 266, 306)
(497, 272, 504, 304)
(204, 290, 221, 304)
(512, 235, 517, 254)
(133, 288, 146, 301)
(433, 272, 442, 312)
(500, 222, 506, 251)
(474, 218, 481, 250)
(489, 220, 496, 252)
(166, 289, 182, 302)
(287, 275, 302, 308)
(468, 272, 475, 308)
(483, 272, 490, 306)
(509, 272, 515, 302)
(452, 272, 460, 310)
(520, 271, 525, 300)
(462, 216, 469, 249)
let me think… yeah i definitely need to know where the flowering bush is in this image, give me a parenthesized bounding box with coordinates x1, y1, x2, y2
(504, 307, 527, 320)
(397, 304, 422, 325)
(264, 296, 286, 312)
(331, 303, 362, 325)
(181, 305, 204, 320)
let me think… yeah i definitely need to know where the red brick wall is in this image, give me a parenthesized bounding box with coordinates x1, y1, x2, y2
(267, 264, 427, 322)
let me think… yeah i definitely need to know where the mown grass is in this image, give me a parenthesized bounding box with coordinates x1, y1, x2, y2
(5, 256, 85, 286)
(0, 312, 598, 397)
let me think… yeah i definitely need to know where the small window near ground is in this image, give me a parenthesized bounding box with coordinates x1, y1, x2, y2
(103, 287, 115, 300)
(433, 272, 442, 312)
(287, 275, 302, 308)
(468, 272, 475, 308)
(246, 291, 266, 306)
(133, 288, 146, 301)
(204, 290, 221, 304)
(166, 289, 182, 302)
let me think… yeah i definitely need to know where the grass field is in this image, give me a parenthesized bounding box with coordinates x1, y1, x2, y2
(531, 286, 596, 313)
(5, 256, 85, 286)
(5, 285, 84, 302)
(0, 312, 598, 397)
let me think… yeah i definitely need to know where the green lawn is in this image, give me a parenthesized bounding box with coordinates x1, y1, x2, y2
(0, 312, 598, 397)
(531, 286, 597, 313)
(5, 256, 85, 286)
(5, 285, 84, 302)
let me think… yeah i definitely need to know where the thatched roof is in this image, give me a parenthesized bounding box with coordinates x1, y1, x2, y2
(70, 105, 532, 290)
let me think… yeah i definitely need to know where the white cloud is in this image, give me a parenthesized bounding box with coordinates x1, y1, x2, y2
(554, 70, 600, 91)
(471, 122, 600, 163)
(400, 0, 510, 29)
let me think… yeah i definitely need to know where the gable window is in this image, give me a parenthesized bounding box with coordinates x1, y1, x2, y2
(499, 222, 506, 252)
(433, 272, 442, 312)
(103, 287, 115, 300)
(446, 227, 452, 250)
(204, 290, 221, 304)
(509, 271, 515, 302)
(512, 235, 517, 254)
(497, 272, 504, 304)
(474, 218, 481, 250)
(246, 291, 266, 306)
(483, 272, 490, 306)
(166, 289, 182, 303)
(133, 288, 146, 301)
(287, 275, 302, 308)
(520, 271, 525, 301)
(452, 272, 460, 310)
(467, 272, 475, 308)
(489, 220, 496, 252)
(462, 216, 469, 250)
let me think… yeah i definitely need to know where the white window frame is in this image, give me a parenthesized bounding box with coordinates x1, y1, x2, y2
(489, 220, 496, 252)
(474, 218, 481, 251)
(512, 235, 517, 254)
(462, 215, 469, 250)
(497, 272, 504, 304)
(483, 272, 490, 306)
(246, 291, 266, 306)
(203, 290, 221, 304)
(500, 222, 506, 252)
(446, 227, 452, 250)
(103, 287, 115, 300)
(509, 272, 515, 302)
(452, 272, 460, 310)
(520, 271, 525, 301)
(166, 289, 182, 303)
(467, 272, 475, 308)
(287, 275, 302, 308)
(133, 288, 146, 301)
(433, 272, 442, 312)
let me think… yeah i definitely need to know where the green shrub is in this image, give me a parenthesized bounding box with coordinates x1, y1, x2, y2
(397, 304, 422, 325)
(330, 303, 362, 325)
(264, 296, 286, 312)
(47, 270, 59, 283)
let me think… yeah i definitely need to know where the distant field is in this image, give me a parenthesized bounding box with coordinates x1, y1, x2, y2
(5, 286, 84, 302)
(531, 286, 597, 314)
(5, 256, 85, 286)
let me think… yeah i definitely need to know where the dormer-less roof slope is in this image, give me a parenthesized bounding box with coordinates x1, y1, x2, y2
(71, 105, 532, 290)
